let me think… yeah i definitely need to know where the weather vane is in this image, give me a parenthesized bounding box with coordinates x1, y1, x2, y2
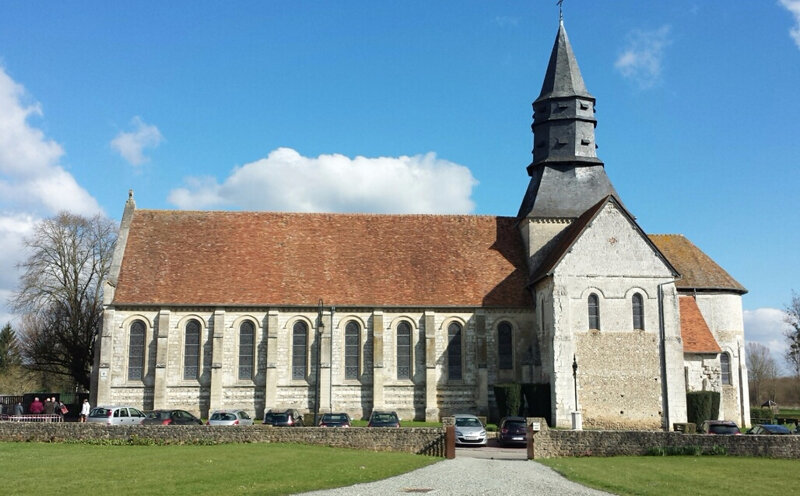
(557, 0, 564, 21)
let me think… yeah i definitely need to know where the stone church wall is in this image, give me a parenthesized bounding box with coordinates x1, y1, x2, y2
(545, 202, 684, 428)
(98, 306, 536, 421)
(576, 330, 662, 429)
(693, 293, 750, 426)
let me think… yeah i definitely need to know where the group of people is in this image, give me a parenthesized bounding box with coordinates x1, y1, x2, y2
(12, 397, 92, 422)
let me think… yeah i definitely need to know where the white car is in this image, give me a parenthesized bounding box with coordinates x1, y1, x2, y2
(86, 406, 146, 425)
(207, 409, 254, 426)
(453, 414, 487, 446)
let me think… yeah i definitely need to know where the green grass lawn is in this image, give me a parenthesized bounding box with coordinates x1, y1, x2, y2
(0, 442, 438, 495)
(539, 456, 799, 496)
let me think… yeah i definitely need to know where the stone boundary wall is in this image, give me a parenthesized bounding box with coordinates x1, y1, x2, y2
(532, 430, 800, 459)
(0, 423, 446, 457)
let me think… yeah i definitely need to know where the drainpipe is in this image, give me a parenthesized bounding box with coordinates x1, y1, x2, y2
(657, 281, 670, 432)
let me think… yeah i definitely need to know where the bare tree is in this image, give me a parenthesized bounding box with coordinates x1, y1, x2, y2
(11, 212, 116, 390)
(786, 291, 800, 380)
(746, 342, 778, 404)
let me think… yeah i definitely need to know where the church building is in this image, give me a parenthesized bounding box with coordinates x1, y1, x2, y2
(92, 19, 750, 430)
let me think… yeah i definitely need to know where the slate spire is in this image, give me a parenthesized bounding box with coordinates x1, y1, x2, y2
(518, 19, 620, 219)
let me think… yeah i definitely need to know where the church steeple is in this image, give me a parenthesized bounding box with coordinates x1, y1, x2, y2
(518, 19, 619, 219)
(530, 19, 601, 171)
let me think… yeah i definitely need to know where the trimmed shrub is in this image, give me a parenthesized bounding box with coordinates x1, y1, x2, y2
(686, 391, 721, 426)
(493, 383, 522, 420)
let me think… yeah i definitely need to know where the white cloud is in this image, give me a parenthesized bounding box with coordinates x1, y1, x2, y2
(0, 213, 36, 290)
(0, 66, 101, 217)
(779, 0, 800, 49)
(614, 25, 671, 89)
(0, 65, 104, 323)
(168, 147, 478, 214)
(111, 116, 164, 166)
(744, 307, 793, 373)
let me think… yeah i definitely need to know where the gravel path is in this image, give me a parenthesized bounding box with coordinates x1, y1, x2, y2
(299, 457, 614, 496)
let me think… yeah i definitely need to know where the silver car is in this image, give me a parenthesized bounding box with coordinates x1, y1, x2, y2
(86, 406, 146, 425)
(453, 414, 487, 446)
(207, 409, 254, 426)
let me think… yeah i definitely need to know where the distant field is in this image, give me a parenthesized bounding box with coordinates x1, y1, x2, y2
(540, 456, 800, 496)
(0, 442, 438, 495)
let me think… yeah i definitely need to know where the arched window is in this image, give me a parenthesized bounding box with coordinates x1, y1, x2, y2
(498, 321, 513, 370)
(447, 322, 463, 380)
(128, 320, 146, 381)
(344, 320, 360, 380)
(720, 352, 731, 385)
(184, 319, 201, 380)
(292, 321, 308, 380)
(632, 293, 644, 330)
(588, 293, 600, 330)
(397, 321, 412, 380)
(238, 321, 255, 380)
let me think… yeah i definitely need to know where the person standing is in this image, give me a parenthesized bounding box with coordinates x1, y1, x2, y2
(80, 399, 90, 422)
(29, 397, 44, 414)
(14, 401, 24, 417)
(44, 397, 55, 415)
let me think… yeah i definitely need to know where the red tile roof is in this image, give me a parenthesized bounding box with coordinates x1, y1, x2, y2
(679, 296, 721, 354)
(649, 234, 746, 294)
(113, 210, 532, 308)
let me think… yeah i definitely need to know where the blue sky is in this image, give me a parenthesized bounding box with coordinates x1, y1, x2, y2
(1, 1, 799, 366)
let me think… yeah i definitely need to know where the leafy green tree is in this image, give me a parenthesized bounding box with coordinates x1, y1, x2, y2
(11, 212, 117, 390)
(0, 322, 20, 373)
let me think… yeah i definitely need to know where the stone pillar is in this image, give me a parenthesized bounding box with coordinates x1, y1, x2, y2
(318, 310, 333, 413)
(264, 310, 279, 417)
(475, 313, 489, 417)
(153, 309, 170, 409)
(424, 312, 438, 421)
(372, 311, 384, 409)
(209, 309, 225, 412)
(95, 308, 115, 406)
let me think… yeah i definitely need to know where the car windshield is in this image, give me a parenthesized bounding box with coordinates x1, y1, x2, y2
(273, 413, 290, 421)
(455, 417, 482, 428)
(88, 408, 109, 418)
(146, 411, 171, 420)
(211, 412, 236, 421)
(323, 414, 347, 422)
(709, 424, 738, 434)
(505, 421, 526, 429)
(373, 413, 397, 422)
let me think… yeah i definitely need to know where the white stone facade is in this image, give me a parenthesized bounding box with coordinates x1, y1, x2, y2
(95, 307, 535, 421)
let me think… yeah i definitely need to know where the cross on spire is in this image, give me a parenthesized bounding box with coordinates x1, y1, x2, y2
(557, 0, 564, 21)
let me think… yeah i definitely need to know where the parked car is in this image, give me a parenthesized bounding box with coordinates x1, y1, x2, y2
(748, 424, 792, 435)
(497, 416, 528, 447)
(701, 420, 741, 435)
(453, 414, 486, 446)
(207, 409, 254, 426)
(86, 406, 147, 425)
(263, 409, 304, 427)
(318, 412, 351, 427)
(142, 409, 203, 426)
(368, 410, 400, 428)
